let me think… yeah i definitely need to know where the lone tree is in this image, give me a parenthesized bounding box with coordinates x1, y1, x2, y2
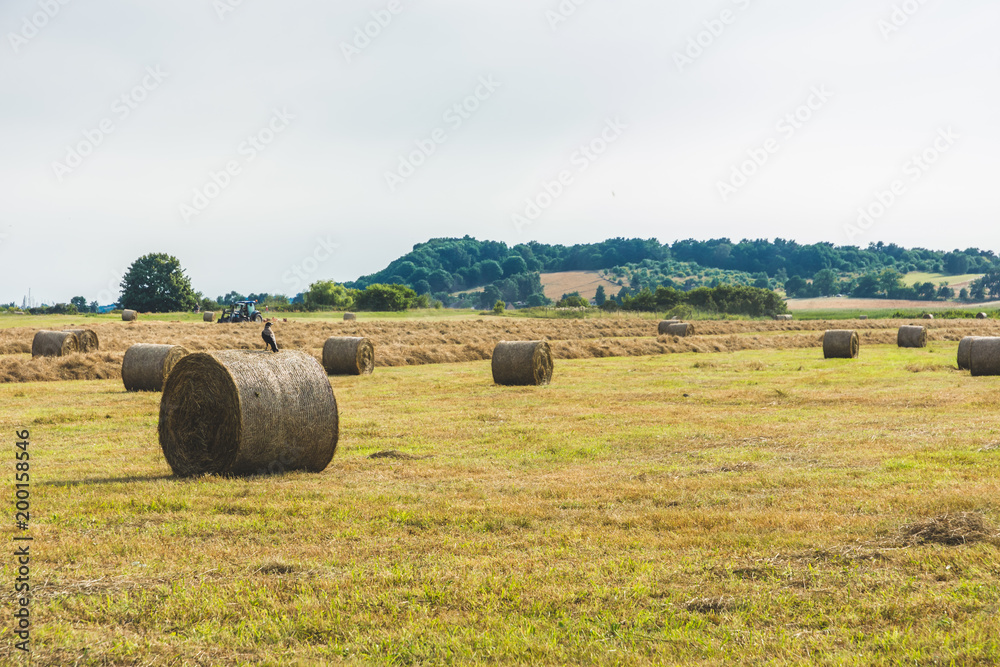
(120, 253, 199, 313)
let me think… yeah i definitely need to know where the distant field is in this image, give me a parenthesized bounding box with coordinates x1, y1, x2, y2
(788, 297, 1000, 312)
(903, 272, 983, 288)
(540, 271, 622, 302)
(4, 339, 1000, 663)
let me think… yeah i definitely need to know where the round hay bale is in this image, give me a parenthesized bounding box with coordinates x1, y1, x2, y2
(659, 322, 694, 337)
(977, 312, 988, 320)
(922, 313, 934, 320)
(122, 309, 138, 321)
(897, 325, 927, 348)
(344, 313, 357, 321)
(492, 341, 553, 386)
(957, 336, 987, 371)
(823, 330, 859, 359)
(158, 350, 339, 476)
(970, 337, 1000, 377)
(122, 344, 189, 392)
(775, 314, 793, 321)
(62, 329, 99, 352)
(203, 311, 215, 322)
(322, 337, 375, 375)
(31, 331, 79, 357)
(859, 315, 869, 320)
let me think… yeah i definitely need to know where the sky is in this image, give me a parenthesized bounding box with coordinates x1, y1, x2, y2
(1, 0, 997, 305)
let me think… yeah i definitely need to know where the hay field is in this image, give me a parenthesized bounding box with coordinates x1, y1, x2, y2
(3, 317, 1000, 384)
(1, 341, 999, 664)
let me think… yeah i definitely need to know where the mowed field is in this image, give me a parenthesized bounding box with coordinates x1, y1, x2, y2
(540, 271, 622, 302)
(2, 316, 1000, 664)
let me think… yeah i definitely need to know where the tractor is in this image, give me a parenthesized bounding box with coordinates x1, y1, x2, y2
(218, 300, 263, 323)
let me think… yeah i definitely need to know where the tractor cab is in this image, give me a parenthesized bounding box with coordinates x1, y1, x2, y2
(218, 300, 262, 323)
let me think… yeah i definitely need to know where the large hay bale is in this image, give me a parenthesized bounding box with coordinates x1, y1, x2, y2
(958, 336, 987, 371)
(344, 313, 357, 321)
(122, 344, 189, 392)
(322, 336, 375, 375)
(970, 337, 1000, 377)
(659, 322, 694, 337)
(62, 329, 99, 352)
(492, 341, 553, 386)
(823, 330, 859, 359)
(977, 312, 988, 320)
(897, 325, 927, 348)
(158, 350, 339, 476)
(203, 311, 215, 322)
(31, 331, 79, 357)
(122, 309, 137, 321)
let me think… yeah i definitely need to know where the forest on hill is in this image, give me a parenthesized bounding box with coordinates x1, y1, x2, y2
(345, 236, 1000, 308)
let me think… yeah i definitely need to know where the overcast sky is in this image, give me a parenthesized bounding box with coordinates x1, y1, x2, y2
(1, 0, 997, 305)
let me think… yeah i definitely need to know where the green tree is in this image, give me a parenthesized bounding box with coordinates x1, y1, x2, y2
(479, 260, 503, 283)
(353, 284, 416, 311)
(306, 280, 354, 308)
(594, 285, 607, 306)
(501, 255, 528, 277)
(493, 300, 506, 315)
(119, 253, 198, 313)
(70, 296, 87, 311)
(812, 269, 837, 296)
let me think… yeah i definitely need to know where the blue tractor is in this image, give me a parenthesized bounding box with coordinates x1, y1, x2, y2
(218, 300, 263, 323)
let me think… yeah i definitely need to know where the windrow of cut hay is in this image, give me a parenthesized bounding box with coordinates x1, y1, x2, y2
(0, 353, 123, 383)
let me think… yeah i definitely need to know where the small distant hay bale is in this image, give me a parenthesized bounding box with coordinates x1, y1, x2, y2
(776, 314, 793, 321)
(922, 313, 934, 320)
(859, 315, 869, 320)
(977, 312, 988, 320)
(322, 337, 375, 375)
(659, 322, 694, 337)
(970, 337, 1000, 377)
(122, 344, 189, 392)
(344, 313, 357, 321)
(122, 309, 138, 321)
(203, 311, 215, 322)
(158, 350, 339, 476)
(62, 329, 99, 352)
(957, 336, 987, 371)
(823, 330, 859, 359)
(31, 331, 79, 357)
(897, 325, 927, 348)
(492, 341, 553, 386)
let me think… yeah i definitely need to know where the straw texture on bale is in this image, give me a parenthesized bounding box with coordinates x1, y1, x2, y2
(203, 312, 215, 322)
(823, 330, 859, 359)
(897, 325, 927, 348)
(957, 336, 987, 371)
(122, 344, 189, 392)
(492, 341, 553, 386)
(158, 350, 339, 476)
(344, 313, 357, 321)
(31, 331, 79, 357)
(969, 337, 1000, 377)
(122, 309, 137, 321)
(62, 329, 99, 352)
(660, 322, 694, 337)
(977, 313, 988, 320)
(322, 336, 375, 375)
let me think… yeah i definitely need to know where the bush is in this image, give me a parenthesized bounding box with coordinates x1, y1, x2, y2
(493, 300, 505, 315)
